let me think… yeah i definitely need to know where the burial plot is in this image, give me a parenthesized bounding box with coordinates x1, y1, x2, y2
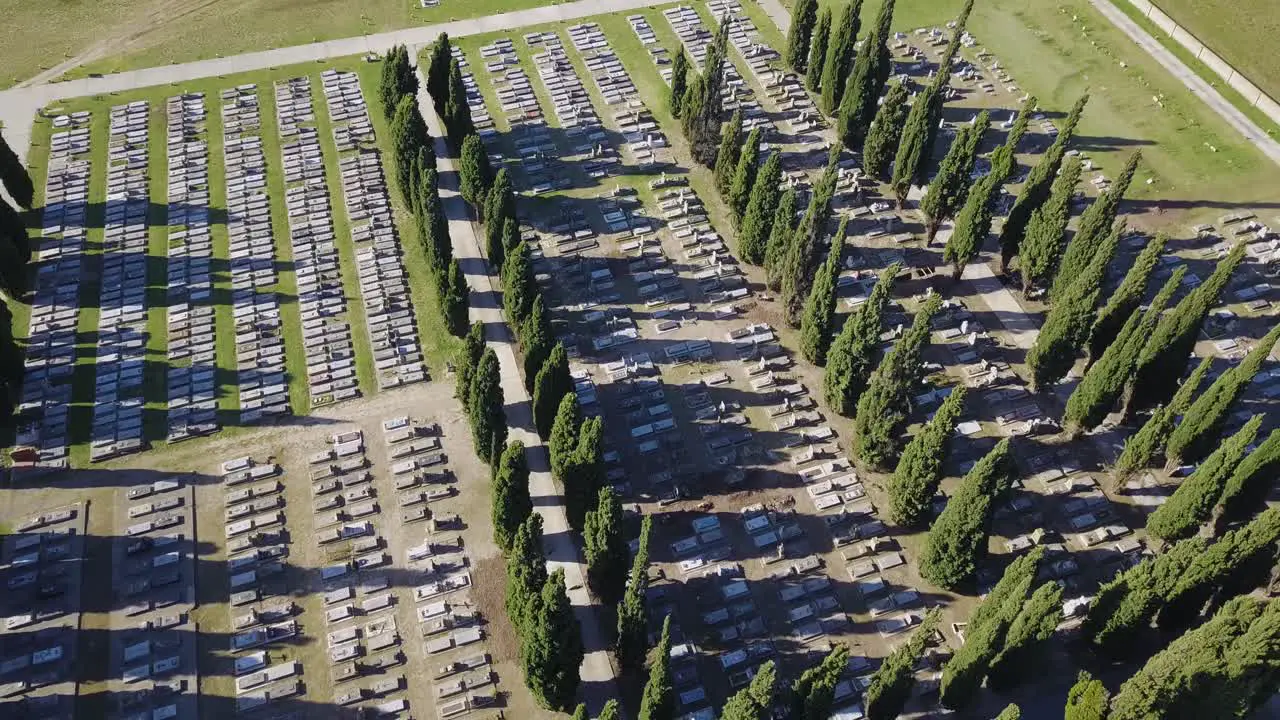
(90, 101, 150, 462)
(274, 76, 360, 407)
(164, 93, 220, 443)
(221, 85, 290, 423)
(320, 69, 426, 391)
(14, 113, 91, 470)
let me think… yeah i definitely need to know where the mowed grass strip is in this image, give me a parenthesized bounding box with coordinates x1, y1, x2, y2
(1145, 0, 1280, 102)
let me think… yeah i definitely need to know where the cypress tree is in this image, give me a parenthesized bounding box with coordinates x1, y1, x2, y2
(616, 516, 653, 671)
(914, 0, 974, 172)
(799, 218, 846, 365)
(1214, 428, 1280, 528)
(459, 134, 492, 211)
(1148, 415, 1262, 544)
(824, 263, 899, 416)
(1064, 267, 1183, 434)
(986, 95, 1037, 184)
(1110, 596, 1272, 720)
(442, 258, 470, 336)
(1087, 232, 1169, 363)
(818, 0, 863, 115)
(1081, 536, 1206, 656)
(0, 130, 33, 210)
(506, 513, 547, 629)
(838, 0, 898, 149)
(584, 487, 629, 603)
(1025, 221, 1122, 391)
(484, 211, 507, 273)
(669, 47, 690, 118)
(444, 56, 475, 141)
(738, 152, 782, 264)
(920, 438, 1014, 590)
(853, 293, 941, 468)
(1000, 92, 1089, 270)
(1159, 509, 1280, 631)
(863, 609, 941, 720)
(455, 321, 485, 409)
(1063, 671, 1109, 720)
(1049, 150, 1141, 300)
(549, 392, 582, 481)
(861, 80, 909, 180)
(638, 616, 674, 720)
(532, 342, 571, 439)
(806, 8, 833, 93)
(764, 189, 798, 290)
(501, 240, 535, 327)
(418, 168, 451, 278)
(786, 0, 820, 72)
(683, 20, 730, 166)
(485, 168, 515, 231)
(521, 295, 552, 390)
(729, 129, 762, 222)
(426, 33, 454, 111)
(720, 661, 776, 720)
(468, 348, 506, 464)
(921, 111, 989, 240)
(392, 95, 429, 200)
(985, 581, 1064, 691)
(714, 110, 744, 197)
(380, 45, 403, 121)
(789, 645, 849, 720)
(492, 441, 532, 553)
(942, 173, 998, 280)
(1165, 323, 1280, 466)
(599, 700, 621, 720)
(940, 575, 1031, 710)
(1127, 243, 1245, 413)
(1111, 356, 1213, 488)
(1019, 154, 1083, 292)
(782, 148, 841, 325)
(887, 386, 967, 526)
(968, 547, 1044, 636)
(523, 569, 583, 711)
(563, 417, 603, 531)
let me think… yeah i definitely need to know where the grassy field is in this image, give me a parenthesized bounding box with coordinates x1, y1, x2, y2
(798, 0, 1280, 229)
(1148, 0, 1280, 101)
(0, 0, 566, 89)
(16, 53, 458, 465)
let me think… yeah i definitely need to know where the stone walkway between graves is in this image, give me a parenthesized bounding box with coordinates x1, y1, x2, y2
(1088, 0, 1280, 167)
(414, 68, 622, 714)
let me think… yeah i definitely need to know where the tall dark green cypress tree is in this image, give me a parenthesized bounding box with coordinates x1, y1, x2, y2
(824, 263, 900, 416)
(714, 110, 744, 197)
(442, 258, 470, 337)
(455, 321, 485, 409)
(1214, 429, 1280, 528)
(1000, 93, 1090, 270)
(861, 80, 909, 180)
(1026, 221, 1122, 391)
(837, 0, 898, 149)
(468, 348, 507, 464)
(492, 441, 532, 553)
(764, 189, 799, 290)
(799, 218, 846, 364)
(506, 513, 546, 629)
(887, 386, 967, 526)
(616, 516, 653, 671)
(1064, 267, 1183, 435)
(921, 111, 989, 240)
(853, 294, 942, 468)
(1020, 155, 1083, 292)
(1148, 415, 1262, 544)
(522, 569, 583, 710)
(1049, 150, 1141, 300)
(584, 487, 629, 603)
(532, 342, 571, 440)
(863, 610, 940, 720)
(1111, 356, 1213, 489)
(1163, 323, 1280, 466)
(669, 47, 690, 118)
(737, 152, 782, 264)
(426, 33, 454, 111)
(638, 617, 674, 720)
(806, 8, 833, 93)
(920, 438, 1014, 590)
(729, 127, 762, 222)
(1127, 243, 1245, 413)
(785, 0, 820, 73)
(459, 134, 492, 211)
(1087, 232, 1168, 363)
(818, 0, 864, 115)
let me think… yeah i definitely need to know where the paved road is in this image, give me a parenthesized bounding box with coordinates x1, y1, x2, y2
(415, 70, 620, 713)
(0, 0, 678, 172)
(1090, 0, 1280, 167)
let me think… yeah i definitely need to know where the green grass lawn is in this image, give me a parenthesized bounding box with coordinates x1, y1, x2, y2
(4, 0, 577, 89)
(1147, 0, 1280, 102)
(801, 0, 1280, 229)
